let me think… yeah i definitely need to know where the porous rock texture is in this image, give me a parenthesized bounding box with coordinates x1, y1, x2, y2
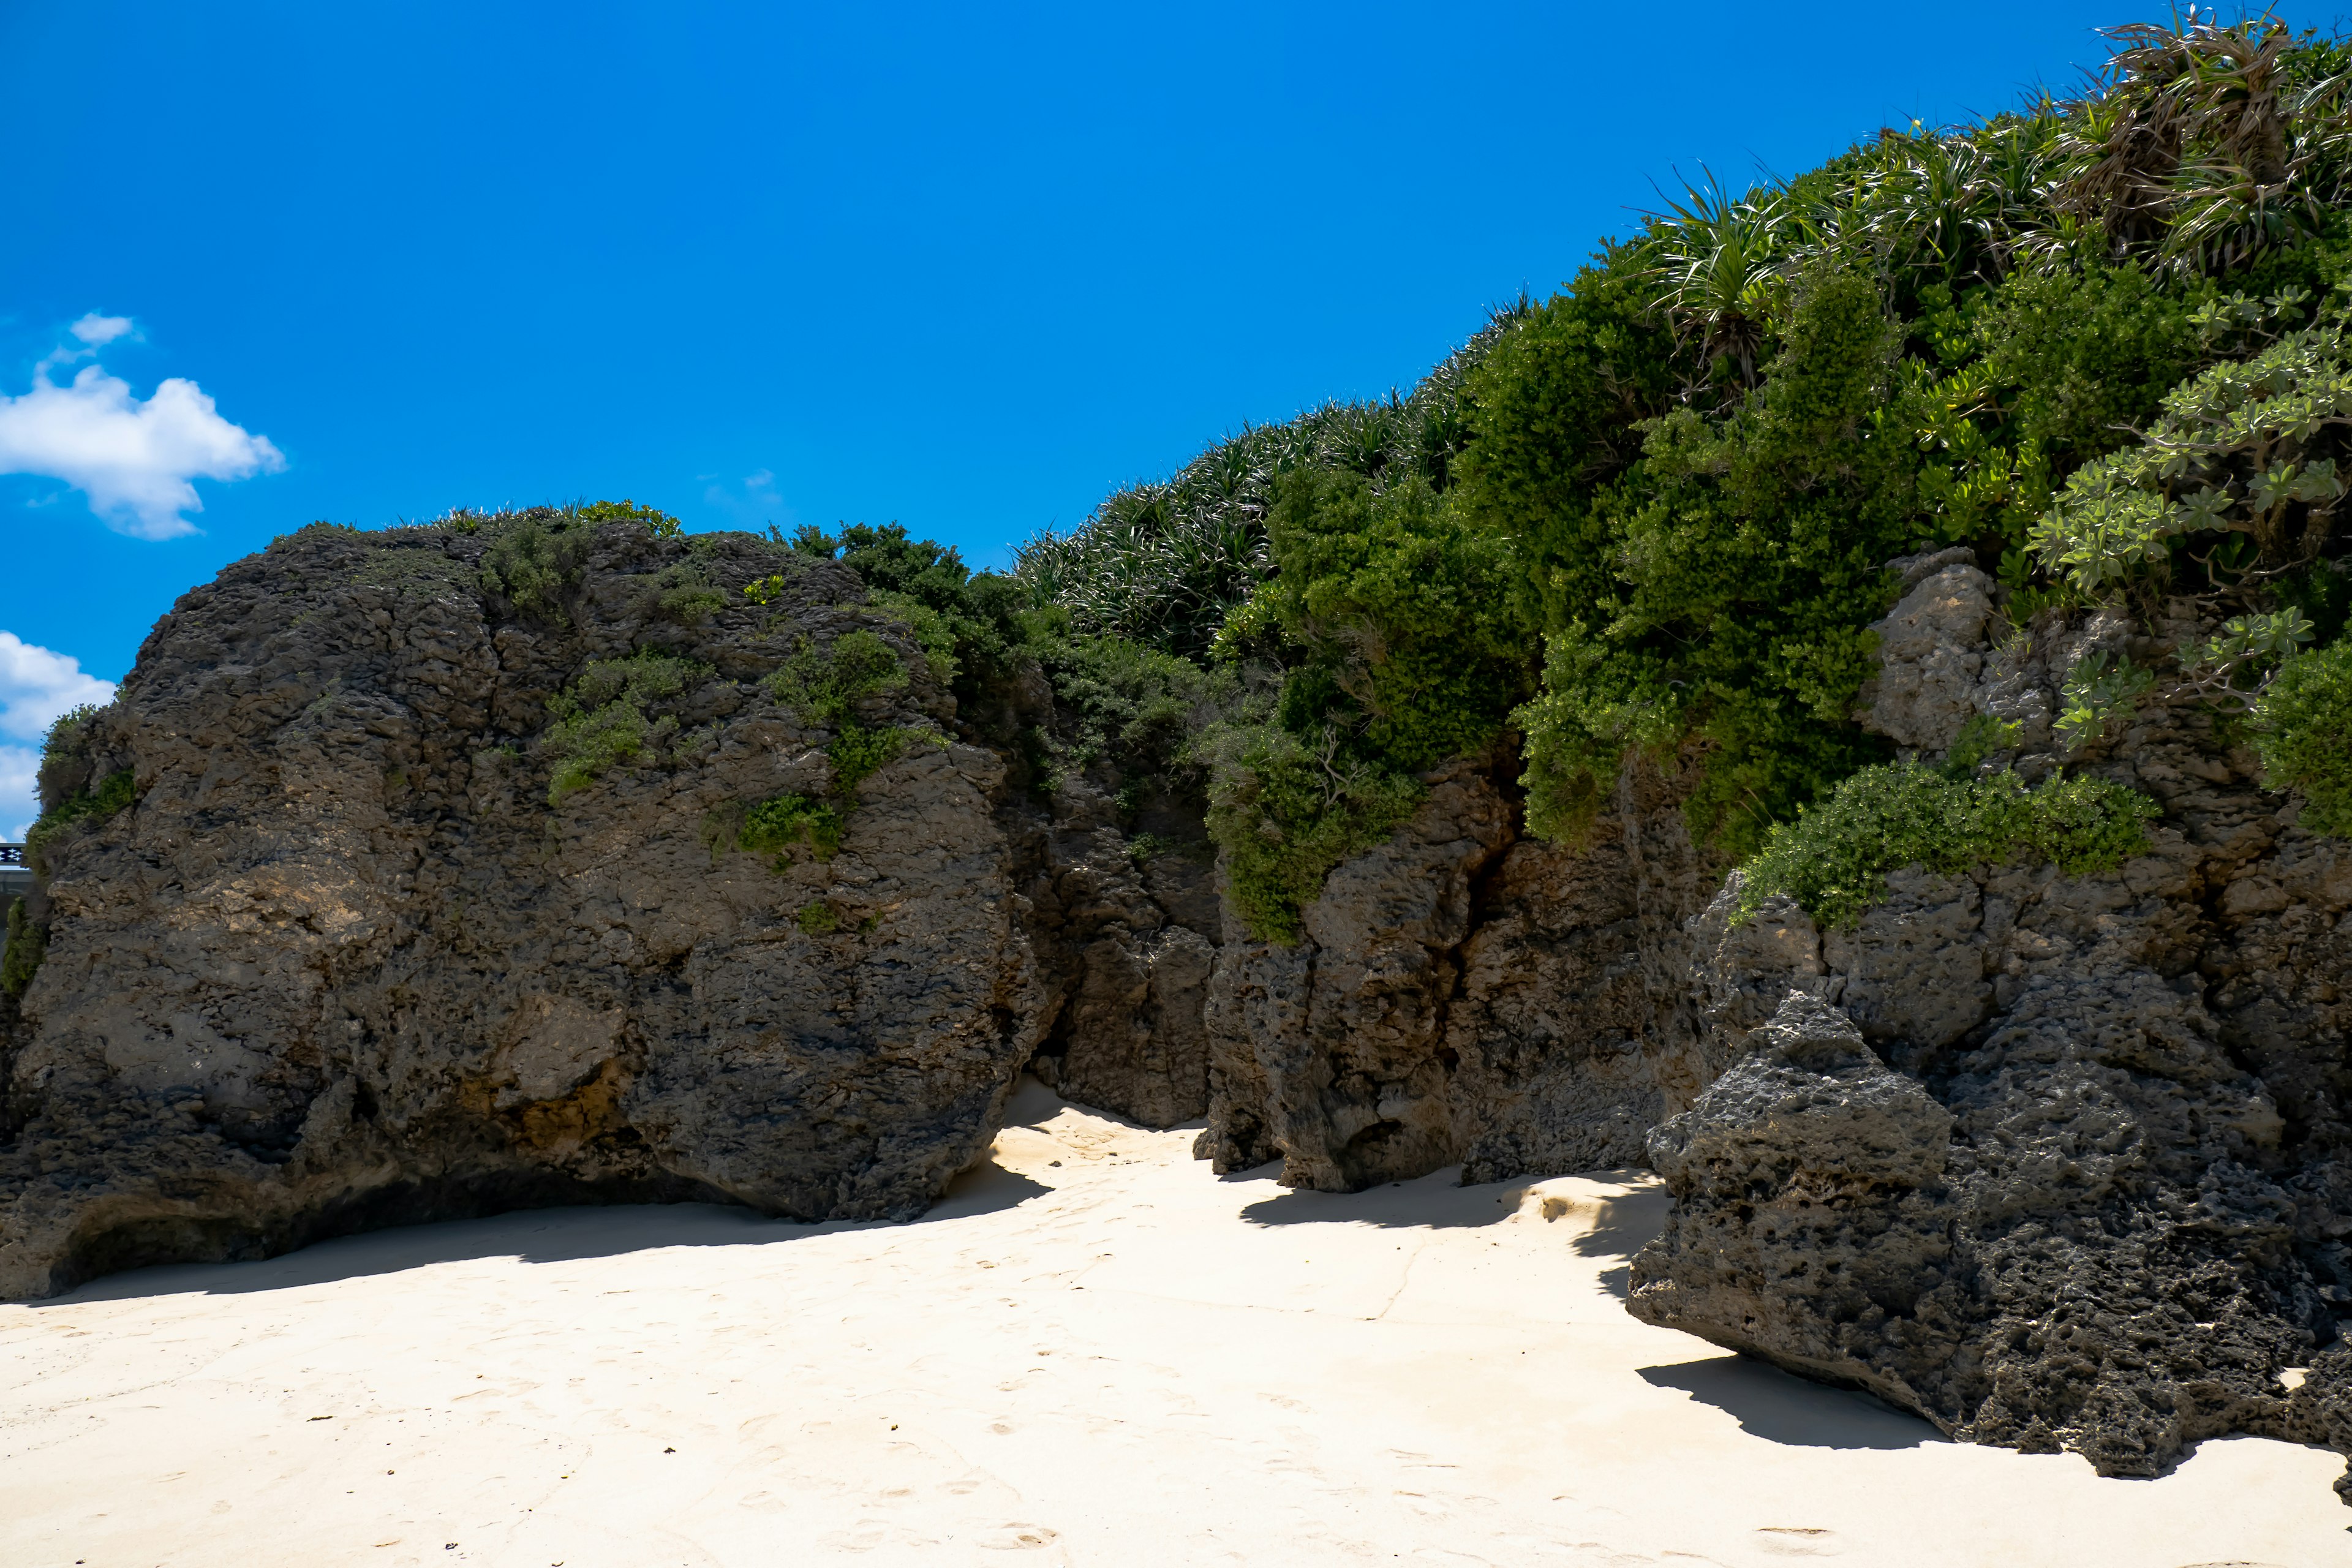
(1196, 753, 1719, 1190)
(1015, 778, 1219, 1131)
(0, 519, 1054, 1301)
(1631, 556, 2352, 1499)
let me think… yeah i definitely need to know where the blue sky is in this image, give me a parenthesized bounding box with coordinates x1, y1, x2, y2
(0, 2, 2321, 833)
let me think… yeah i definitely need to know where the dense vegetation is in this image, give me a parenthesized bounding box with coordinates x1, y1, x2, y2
(13, 18, 2352, 970)
(981, 15, 2352, 936)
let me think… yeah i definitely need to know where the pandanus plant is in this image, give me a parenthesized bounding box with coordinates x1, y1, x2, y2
(1646, 169, 1793, 386)
(2053, 13, 2352, 276)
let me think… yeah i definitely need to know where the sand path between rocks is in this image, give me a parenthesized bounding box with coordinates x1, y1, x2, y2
(2, 1079, 2343, 1567)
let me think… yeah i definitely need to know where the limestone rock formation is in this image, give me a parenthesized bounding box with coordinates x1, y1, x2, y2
(1197, 755, 1718, 1190)
(1017, 780, 1219, 1130)
(1631, 556, 2352, 1498)
(0, 518, 1050, 1300)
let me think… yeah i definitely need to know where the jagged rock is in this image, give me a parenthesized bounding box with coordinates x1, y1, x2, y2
(1629, 993, 1964, 1421)
(1632, 564, 2352, 1501)
(1858, 554, 1992, 755)
(1199, 763, 1511, 1189)
(1197, 753, 1719, 1189)
(1448, 758, 1715, 1182)
(1020, 781, 1218, 1129)
(0, 520, 1050, 1300)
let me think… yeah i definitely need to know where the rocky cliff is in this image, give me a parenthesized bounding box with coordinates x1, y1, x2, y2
(1, 513, 1735, 1305)
(1629, 557, 2352, 1498)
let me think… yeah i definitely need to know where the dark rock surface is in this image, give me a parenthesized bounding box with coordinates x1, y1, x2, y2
(1630, 559, 2352, 1499)
(0, 520, 1052, 1300)
(1197, 753, 1721, 1191)
(1016, 780, 1219, 1131)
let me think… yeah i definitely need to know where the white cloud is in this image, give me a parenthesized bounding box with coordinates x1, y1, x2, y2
(70, 313, 134, 347)
(1, 318, 284, 540)
(0, 632, 115, 840)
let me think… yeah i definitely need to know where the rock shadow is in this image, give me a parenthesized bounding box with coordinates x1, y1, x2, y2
(1238, 1166, 1662, 1235)
(1558, 1180, 1665, 1300)
(1640, 1355, 1945, 1450)
(39, 1161, 1052, 1307)
(1239, 1166, 1510, 1230)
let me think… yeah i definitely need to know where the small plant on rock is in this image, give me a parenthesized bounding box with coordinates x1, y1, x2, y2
(739, 793, 844, 864)
(2255, 633, 2352, 834)
(543, 652, 706, 805)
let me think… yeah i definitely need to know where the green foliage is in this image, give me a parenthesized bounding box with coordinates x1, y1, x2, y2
(827, 724, 910, 794)
(2032, 318, 2352, 595)
(35, 702, 106, 809)
(1489, 266, 1918, 854)
(741, 793, 843, 864)
(1235, 470, 1530, 769)
(2255, 633, 2352, 834)
(1189, 455, 1530, 938)
(1023, 612, 1227, 805)
(794, 900, 840, 935)
(25, 769, 136, 876)
(271, 519, 362, 547)
(766, 629, 910, 725)
(1, 898, 44, 998)
(1012, 305, 1527, 660)
(1202, 720, 1424, 945)
(480, 511, 595, 621)
(576, 498, 685, 537)
(1735, 759, 2160, 929)
(543, 652, 704, 805)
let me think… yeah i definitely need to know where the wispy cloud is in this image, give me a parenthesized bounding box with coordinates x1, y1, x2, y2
(0, 315, 284, 540)
(701, 467, 797, 531)
(0, 632, 116, 840)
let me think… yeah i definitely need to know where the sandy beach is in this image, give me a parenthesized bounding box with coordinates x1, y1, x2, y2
(1, 1079, 2341, 1567)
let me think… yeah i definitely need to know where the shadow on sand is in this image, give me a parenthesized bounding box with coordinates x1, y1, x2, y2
(1237, 1166, 1668, 1251)
(1640, 1355, 1945, 1450)
(39, 1159, 1052, 1308)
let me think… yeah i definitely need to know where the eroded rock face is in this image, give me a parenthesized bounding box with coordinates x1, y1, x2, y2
(1197, 755, 1720, 1191)
(1632, 556, 2352, 1499)
(0, 521, 1049, 1300)
(1199, 764, 1512, 1189)
(1018, 782, 1219, 1130)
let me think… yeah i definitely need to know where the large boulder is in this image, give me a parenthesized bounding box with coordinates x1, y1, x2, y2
(0, 518, 1050, 1300)
(1631, 557, 2352, 1501)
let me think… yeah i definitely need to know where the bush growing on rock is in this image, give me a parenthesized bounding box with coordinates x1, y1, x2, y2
(2256, 633, 2352, 834)
(1732, 755, 2160, 929)
(543, 652, 705, 805)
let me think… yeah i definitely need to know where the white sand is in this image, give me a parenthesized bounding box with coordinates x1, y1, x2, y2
(2, 1080, 2341, 1567)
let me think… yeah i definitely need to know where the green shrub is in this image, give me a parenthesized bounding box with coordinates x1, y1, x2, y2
(1023, 613, 1227, 807)
(1202, 721, 1424, 944)
(576, 498, 684, 537)
(766, 630, 909, 723)
(25, 768, 136, 876)
(481, 511, 595, 620)
(1734, 760, 2159, 929)
(795, 900, 840, 935)
(1, 899, 45, 998)
(544, 652, 704, 805)
(827, 723, 910, 794)
(2255, 635, 2352, 835)
(741, 793, 843, 863)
